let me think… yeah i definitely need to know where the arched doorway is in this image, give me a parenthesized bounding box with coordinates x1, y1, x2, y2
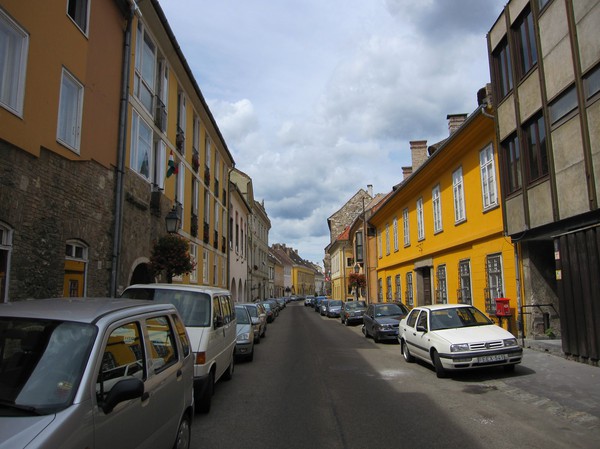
(130, 263, 153, 285)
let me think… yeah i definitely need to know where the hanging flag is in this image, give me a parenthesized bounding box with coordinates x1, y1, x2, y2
(167, 150, 178, 177)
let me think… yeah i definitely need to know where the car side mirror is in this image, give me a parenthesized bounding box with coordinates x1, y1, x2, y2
(101, 378, 144, 414)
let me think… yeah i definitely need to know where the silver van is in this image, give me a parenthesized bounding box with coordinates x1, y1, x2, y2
(121, 284, 236, 413)
(0, 298, 194, 449)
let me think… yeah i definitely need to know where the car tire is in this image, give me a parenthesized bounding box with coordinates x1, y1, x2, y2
(248, 349, 254, 362)
(362, 325, 369, 338)
(344, 318, 349, 326)
(222, 355, 234, 381)
(173, 414, 191, 449)
(197, 370, 214, 414)
(432, 350, 447, 378)
(402, 341, 415, 363)
(374, 332, 380, 343)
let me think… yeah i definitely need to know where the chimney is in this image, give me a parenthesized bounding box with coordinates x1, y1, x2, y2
(447, 114, 468, 135)
(367, 184, 373, 197)
(402, 166, 413, 180)
(409, 140, 428, 172)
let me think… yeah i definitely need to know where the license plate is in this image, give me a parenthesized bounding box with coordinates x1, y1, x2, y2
(478, 354, 506, 363)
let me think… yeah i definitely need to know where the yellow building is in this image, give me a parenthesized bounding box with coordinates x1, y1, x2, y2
(327, 226, 355, 301)
(369, 94, 518, 331)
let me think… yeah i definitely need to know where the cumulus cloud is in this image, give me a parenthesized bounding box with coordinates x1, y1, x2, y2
(160, 0, 506, 263)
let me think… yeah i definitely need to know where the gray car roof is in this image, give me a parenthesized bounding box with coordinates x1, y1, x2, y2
(0, 298, 176, 324)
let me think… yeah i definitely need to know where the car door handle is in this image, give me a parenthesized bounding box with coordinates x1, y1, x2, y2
(176, 369, 182, 378)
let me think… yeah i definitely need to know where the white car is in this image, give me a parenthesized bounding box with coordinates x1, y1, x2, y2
(398, 304, 522, 378)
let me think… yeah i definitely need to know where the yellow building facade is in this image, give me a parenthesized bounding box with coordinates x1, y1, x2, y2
(369, 104, 518, 331)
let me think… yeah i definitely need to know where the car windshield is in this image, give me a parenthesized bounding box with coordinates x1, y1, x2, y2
(122, 288, 211, 327)
(374, 304, 406, 317)
(345, 301, 366, 310)
(235, 307, 250, 324)
(244, 306, 258, 318)
(329, 300, 342, 307)
(0, 318, 96, 415)
(429, 307, 493, 330)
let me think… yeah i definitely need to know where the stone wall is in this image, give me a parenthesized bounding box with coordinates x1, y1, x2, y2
(0, 143, 115, 299)
(328, 189, 372, 243)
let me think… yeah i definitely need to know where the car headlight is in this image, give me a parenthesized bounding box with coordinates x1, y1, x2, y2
(237, 333, 251, 343)
(377, 323, 392, 330)
(450, 343, 470, 352)
(503, 338, 518, 347)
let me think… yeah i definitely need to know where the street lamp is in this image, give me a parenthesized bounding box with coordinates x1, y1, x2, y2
(165, 206, 179, 233)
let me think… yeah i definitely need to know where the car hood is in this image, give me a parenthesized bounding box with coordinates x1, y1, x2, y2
(375, 316, 402, 325)
(236, 323, 251, 337)
(432, 324, 515, 343)
(0, 414, 55, 449)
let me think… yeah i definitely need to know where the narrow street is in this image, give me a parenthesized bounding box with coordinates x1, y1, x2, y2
(190, 302, 600, 449)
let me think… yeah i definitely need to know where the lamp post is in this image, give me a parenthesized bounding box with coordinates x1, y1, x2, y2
(165, 206, 179, 233)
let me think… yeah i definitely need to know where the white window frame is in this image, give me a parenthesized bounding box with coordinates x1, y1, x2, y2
(205, 136, 212, 170)
(480, 144, 498, 210)
(57, 68, 84, 153)
(202, 250, 209, 284)
(189, 243, 198, 283)
(154, 139, 166, 189)
(377, 229, 382, 259)
(393, 217, 398, 251)
(453, 167, 466, 223)
(403, 208, 410, 246)
(432, 184, 442, 233)
(176, 162, 185, 224)
(130, 110, 153, 180)
(416, 197, 425, 240)
(385, 223, 390, 255)
(0, 9, 28, 116)
(134, 21, 156, 114)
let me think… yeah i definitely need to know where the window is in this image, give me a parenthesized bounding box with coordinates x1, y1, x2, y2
(190, 243, 198, 283)
(386, 276, 392, 301)
(130, 111, 152, 180)
(377, 229, 382, 259)
(584, 64, 600, 101)
(385, 223, 390, 255)
(99, 322, 144, 398)
(0, 9, 28, 116)
(204, 189, 210, 225)
(502, 134, 522, 194)
(524, 114, 548, 182)
(492, 38, 513, 99)
(436, 265, 447, 304)
(134, 22, 156, 113)
(154, 140, 166, 189)
(403, 208, 410, 246)
(155, 59, 168, 132)
(377, 278, 383, 301)
(514, 6, 537, 79)
(432, 185, 442, 233)
(57, 69, 84, 152)
(355, 231, 363, 262)
(67, 0, 89, 34)
(0, 223, 12, 302)
(416, 198, 425, 240)
(458, 260, 472, 305)
(452, 168, 465, 223)
(480, 144, 498, 210)
(205, 136, 212, 171)
(486, 254, 504, 314)
(395, 274, 401, 301)
(202, 250, 209, 284)
(177, 92, 186, 155)
(405, 272, 414, 306)
(392, 217, 398, 251)
(146, 316, 178, 372)
(172, 315, 190, 357)
(549, 86, 577, 125)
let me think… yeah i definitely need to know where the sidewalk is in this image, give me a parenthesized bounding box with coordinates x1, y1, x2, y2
(496, 338, 600, 430)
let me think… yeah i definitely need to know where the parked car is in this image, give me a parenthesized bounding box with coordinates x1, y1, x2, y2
(326, 300, 343, 318)
(234, 305, 255, 362)
(313, 296, 327, 312)
(398, 304, 523, 378)
(362, 302, 409, 342)
(121, 284, 236, 413)
(319, 299, 330, 316)
(259, 301, 276, 323)
(341, 300, 367, 325)
(242, 302, 267, 341)
(264, 299, 280, 316)
(275, 298, 286, 310)
(0, 298, 194, 449)
(304, 296, 314, 306)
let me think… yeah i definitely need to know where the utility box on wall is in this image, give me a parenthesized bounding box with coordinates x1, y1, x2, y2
(495, 298, 511, 317)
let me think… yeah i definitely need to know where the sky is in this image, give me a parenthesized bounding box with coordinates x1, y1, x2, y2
(159, 0, 506, 267)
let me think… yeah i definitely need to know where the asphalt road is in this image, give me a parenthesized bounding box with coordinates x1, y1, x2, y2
(190, 302, 600, 449)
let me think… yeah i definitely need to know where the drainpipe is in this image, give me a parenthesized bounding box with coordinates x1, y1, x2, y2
(110, 1, 137, 297)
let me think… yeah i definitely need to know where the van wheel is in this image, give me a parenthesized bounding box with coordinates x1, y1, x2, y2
(173, 414, 191, 449)
(222, 355, 234, 381)
(196, 371, 214, 414)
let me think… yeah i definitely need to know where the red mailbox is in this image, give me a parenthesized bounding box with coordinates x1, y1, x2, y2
(495, 298, 511, 316)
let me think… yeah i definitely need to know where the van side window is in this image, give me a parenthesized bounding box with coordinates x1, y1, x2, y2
(213, 296, 223, 327)
(146, 316, 178, 373)
(219, 296, 233, 324)
(98, 322, 145, 399)
(172, 314, 190, 357)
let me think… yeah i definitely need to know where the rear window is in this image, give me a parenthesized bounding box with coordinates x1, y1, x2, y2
(122, 288, 211, 327)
